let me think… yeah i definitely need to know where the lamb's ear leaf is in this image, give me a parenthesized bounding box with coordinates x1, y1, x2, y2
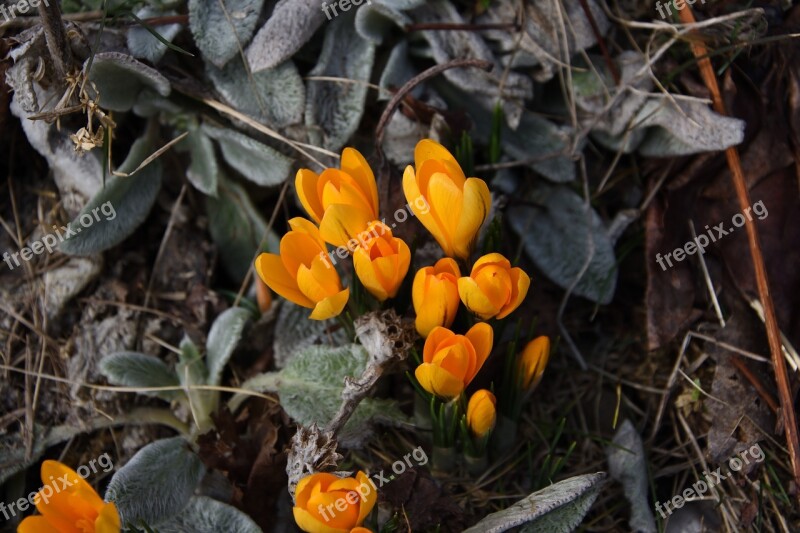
(59, 136, 162, 256)
(105, 437, 206, 527)
(99, 352, 181, 401)
(155, 496, 263, 532)
(305, 12, 375, 151)
(463, 473, 607, 533)
(188, 0, 264, 68)
(86, 52, 171, 111)
(202, 124, 292, 187)
(245, 0, 325, 73)
(206, 306, 252, 387)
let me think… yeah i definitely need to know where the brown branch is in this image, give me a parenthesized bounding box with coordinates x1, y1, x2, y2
(37, 0, 73, 80)
(677, 6, 800, 493)
(730, 356, 779, 414)
(576, 0, 620, 85)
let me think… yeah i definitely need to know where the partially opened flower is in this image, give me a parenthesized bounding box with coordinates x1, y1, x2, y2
(352, 221, 411, 301)
(415, 323, 493, 399)
(18, 460, 120, 533)
(255, 218, 349, 320)
(412, 258, 461, 337)
(519, 336, 550, 390)
(458, 253, 530, 320)
(403, 139, 491, 259)
(466, 389, 497, 438)
(296, 148, 379, 248)
(293, 472, 377, 533)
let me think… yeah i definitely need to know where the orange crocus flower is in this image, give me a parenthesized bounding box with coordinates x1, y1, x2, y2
(402, 139, 491, 259)
(255, 218, 349, 320)
(352, 222, 410, 302)
(414, 323, 493, 399)
(18, 460, 120, 533)
(296, 148, 379, 249)
(293, 472, 377, 533)
(458, 253, 530, 320)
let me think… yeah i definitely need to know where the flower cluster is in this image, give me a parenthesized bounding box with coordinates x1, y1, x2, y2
(273, 139, 548, 531)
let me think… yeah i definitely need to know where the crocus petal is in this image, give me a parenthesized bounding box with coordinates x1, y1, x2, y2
(288, 217, 328, 252)
(414, 139, 466, 186)
(341, 148, 379, 216)
(318, 205, 374, 248)
(309, 289, 349, 320)
(472, 252, 510, 271)
(434, 257, 460, 277)
(296, 169, 325, 223)
(426, 172, 463, 247)
(414, 275, 457, 337)
(431, 343, 471, 382)
(281, 230, 328, 275)
(497, 267, 530, 319)
(465, 322, 494, 378)
(94, 502, 121, 533)
(296, 473, 341, 508)
(403, 166, 452, 257)
(458, 277, 500, 319)
(17, 516, 61, 533)
(356, 471, 378, 525)
(466, 389, 497, 437)
(320, 169, 375, 217)
(415, 363, 464, 398)
(453, 178, 491, 259)
(255, 253, 315, 309)
(353, 249, 388, 301)
(423, 327, 456, 363)
(293, 507, 350, 533)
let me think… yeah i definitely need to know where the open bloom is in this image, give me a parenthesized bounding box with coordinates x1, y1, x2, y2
(293, 471, 377, 533)
(412, 258, 461, 337)
(458, 253, 530, 320)
(255, 218, 349, 320)
(296, 148, 379, 248)
(18, 460, 120, 533)
(466, 389, 497, 438)
(352, 221, 410, 301)
(519, 336, 550, 390)
(403, 139, 491, 259)
(415, 323, 493, 399)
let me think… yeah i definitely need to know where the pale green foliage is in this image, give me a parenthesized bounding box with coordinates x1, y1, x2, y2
(236, 344, 408, 447)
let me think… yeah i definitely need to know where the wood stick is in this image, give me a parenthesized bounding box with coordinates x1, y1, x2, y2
(677, 6, 800, 493)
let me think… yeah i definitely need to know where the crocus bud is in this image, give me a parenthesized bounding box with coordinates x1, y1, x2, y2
(18, 460, 120, 533)
(457, 253, 530, 320)
(519, 336, 550, 390)
(412, 258, 461, 337)
(415, 323, 493, 399)
(292, 472, 377, 533)
(255, 218, 349, 320)
(352, 222, 411, 301)
(296, 147, 379, 248)
(466, 389, 497, 438)
(403, 139, 491, 259)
